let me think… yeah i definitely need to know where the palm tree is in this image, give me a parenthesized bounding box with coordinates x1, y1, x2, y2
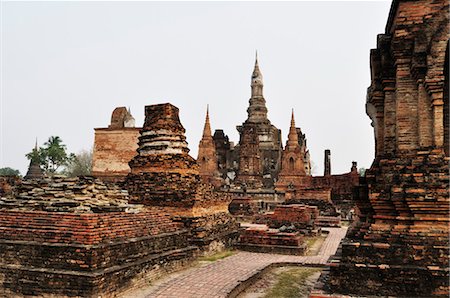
(26, 136, 71, 175)
(43, 136, 69, 173)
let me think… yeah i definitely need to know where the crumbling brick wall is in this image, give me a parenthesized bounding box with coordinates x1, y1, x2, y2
(325, 1, 450, 296)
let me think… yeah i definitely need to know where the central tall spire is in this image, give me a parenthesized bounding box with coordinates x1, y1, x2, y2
(247, 53, 268, 123)
(251, 52, 263, 97)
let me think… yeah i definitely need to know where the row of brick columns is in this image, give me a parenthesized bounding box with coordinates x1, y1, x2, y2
(368, 48, 448, 157)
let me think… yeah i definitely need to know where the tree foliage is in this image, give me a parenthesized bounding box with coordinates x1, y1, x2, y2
(26, 136, 71, 175)
(64, 149, 93, 177)
(0, 167, 21, 176)
(358, 167, 366, 177)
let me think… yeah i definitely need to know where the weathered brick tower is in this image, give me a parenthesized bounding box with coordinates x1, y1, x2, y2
(325, 1, 449, 296)
(92, 107, 140, 182)
(24, 142, 44, 180)
(125, 103, 238, 252)
(274, 111, 310, 191)
(197, 106, 222, 187)
(235, 56, 283, 188)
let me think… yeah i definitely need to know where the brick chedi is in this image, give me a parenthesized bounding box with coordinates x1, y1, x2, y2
(0, 176, 196, 297)
(24, 142, 44, 180)
(320, 1, 450, 296)
(235, 56, 283, 188)
(197, 106, 222, 187)
(125, 103, 239, 252)
(275, 111, 310, 192)
(92, 107, 140, 182)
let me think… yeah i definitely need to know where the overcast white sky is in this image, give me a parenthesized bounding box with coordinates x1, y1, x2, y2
(1, 1, 391, 176)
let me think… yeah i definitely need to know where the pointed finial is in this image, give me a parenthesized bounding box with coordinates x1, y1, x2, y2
(255, 50, 258, 65)
(202, 104, 212, 138)
(287, 109, 299, 146)
(290, 109, 296, 128)
(128, 106, 131, 114)
(35, 138, 38, 150)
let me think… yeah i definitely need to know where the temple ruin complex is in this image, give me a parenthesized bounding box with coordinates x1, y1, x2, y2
(0, 1, 448, 296)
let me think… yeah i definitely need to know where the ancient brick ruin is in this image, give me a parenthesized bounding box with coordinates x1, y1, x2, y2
(226, 57, 284, 189)
(274, 111, 310, 191)
(92, 107, 140, 182)
(197, 106, 222, 187)
(312, 0, 450, 296)
(238, 204, 319, 255)
(202, 57, 359, 221)
(124, 103, 239, 252)
(24, 142, 44, 180)
(0, 176, 196, 297)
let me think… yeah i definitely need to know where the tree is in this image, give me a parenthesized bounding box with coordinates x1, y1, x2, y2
(43, 136, 70, 173)
(25, 144, 45, 165)
(358, 167, 366, 177)
(26, 136, 71, 175)
(0, 167, 21, 176)
(64, 149, 93, 177)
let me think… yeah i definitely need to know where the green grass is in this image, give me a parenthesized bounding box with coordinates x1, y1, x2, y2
(264, 267, 321, 298)
(198, 250, 235, 262)
(305, 237, 319, 247)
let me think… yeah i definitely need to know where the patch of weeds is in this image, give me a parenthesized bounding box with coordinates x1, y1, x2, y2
(341, 220, 350, 227)
(305, 235, 326, 256)
(264, 267, 321, 298)
(198, 250, 235, 262)
(305, 237, 319, 247)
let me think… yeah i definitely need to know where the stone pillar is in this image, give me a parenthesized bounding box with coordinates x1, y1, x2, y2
(324, 149, 331, 176)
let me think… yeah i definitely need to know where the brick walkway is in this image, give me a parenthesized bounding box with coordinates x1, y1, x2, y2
(137, 227, 347, 298)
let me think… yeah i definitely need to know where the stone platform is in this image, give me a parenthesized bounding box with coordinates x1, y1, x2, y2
(0, 176, 196, 297)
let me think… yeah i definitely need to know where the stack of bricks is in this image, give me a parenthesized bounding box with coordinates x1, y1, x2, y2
(254, 204, 319, 233)
(228, 195, 259, 219)
(0, 176, 141, 213)
(0, 176, 196, 297)
(125, 103, 239, 253)
(238, 204, 319, 255)
(0, 176, 20, 197)
(238, 226, 306, 255)
(314, 1, 450, 297)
